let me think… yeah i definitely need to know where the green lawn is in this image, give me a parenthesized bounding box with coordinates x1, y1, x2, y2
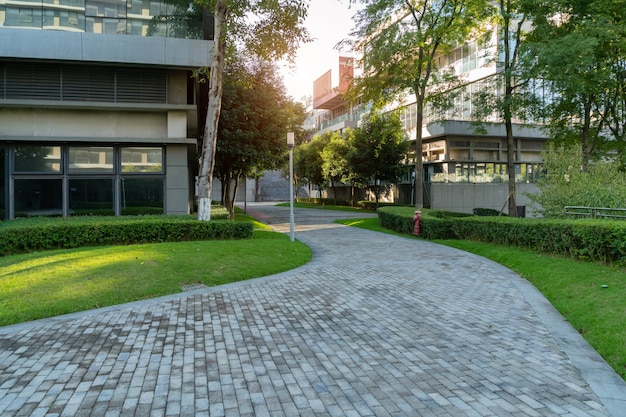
(336, 217, 626, 381)
(276, 201, 375, 212)
(0, 230, 311, 326)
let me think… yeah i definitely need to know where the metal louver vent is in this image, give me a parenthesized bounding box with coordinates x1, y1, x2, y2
(116, 68, 167, 103)
(5, 62, 62, 100)
(63, 66, 115, 102)
(0, 62, 167, 104)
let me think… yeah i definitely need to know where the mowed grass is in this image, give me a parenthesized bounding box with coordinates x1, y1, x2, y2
(277, 201, 375, 212)
(337, 217, 626, 380)
(0, 230, 311, 326)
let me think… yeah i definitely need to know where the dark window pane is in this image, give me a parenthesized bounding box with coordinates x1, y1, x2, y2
(121, 177, 163, 215)
(69, 178, 114, 216)
(14, 146, 62, 173)
(14, 178, 62, 217)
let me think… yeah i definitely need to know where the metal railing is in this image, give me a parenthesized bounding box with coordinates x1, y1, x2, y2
(564, 206, 626, 219)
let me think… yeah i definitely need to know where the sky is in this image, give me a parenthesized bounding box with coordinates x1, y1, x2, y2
(279, 0, 359, 102)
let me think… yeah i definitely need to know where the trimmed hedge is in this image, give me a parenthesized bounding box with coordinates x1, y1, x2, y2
(377, 206, 626, 264)
(0, 216, 253, 257)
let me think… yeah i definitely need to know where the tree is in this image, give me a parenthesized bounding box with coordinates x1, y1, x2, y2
(215, 59, 304, 219)
(470, 0, 536, 217)
(321, 132, 351, 205)
(298, 134, 331, 200)
(528, 143, 626, 217)
(345, 111, 409, 208)
(347, 0, 491, 209)
(525, 0, 626, 171)
(196, 0, 310, 220)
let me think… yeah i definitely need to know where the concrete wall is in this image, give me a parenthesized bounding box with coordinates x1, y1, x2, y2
(0, 108, 196, 145)
(429, 182, 540, 216)
(166, 145, 191, 215)
(0, 28, 212, 68)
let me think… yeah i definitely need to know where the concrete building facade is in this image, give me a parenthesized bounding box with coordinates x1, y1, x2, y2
(309, 30, 547, 216)
(0, 0, 212, 219)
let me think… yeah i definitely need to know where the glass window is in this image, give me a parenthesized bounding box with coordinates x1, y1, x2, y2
(121, 147, 163, 173)
(85, 0, 127, 18)
(14, 146, 62, 173)
(14, 178, 63, 217)
(128, 0, 145, 15)
(4, 7, 43, 28)
(69, 146, 114, 173)
(69, 178, 114, 216)
(121, 177, 163, 215)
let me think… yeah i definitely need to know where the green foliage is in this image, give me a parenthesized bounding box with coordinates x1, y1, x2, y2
(356, 201, 407, 211)
(473, 207, 506, 217)
(0, 215, 252, 257)
(216, 58, 304, 217)
(321, 131, 351, 197)
(528, 144, 626, 217)
(346, 111, 410, 204)
(377, 206, 626, 264)
(525, 0, 626, 168)
(348, 0, 493, 107)
(293, 133, 331, 191)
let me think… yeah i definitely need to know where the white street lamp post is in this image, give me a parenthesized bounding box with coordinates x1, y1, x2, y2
(287, 132, 295, 242)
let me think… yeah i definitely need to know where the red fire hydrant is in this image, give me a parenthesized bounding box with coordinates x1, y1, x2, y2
(413, 210, 421, 236)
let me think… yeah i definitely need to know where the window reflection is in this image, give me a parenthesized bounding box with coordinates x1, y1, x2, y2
(121, 147, 163, 173)
(14, 146, 62, 173)
(69, 146, 114, 173)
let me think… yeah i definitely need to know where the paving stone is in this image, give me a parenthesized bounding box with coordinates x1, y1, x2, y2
(0, 204, 624, 417)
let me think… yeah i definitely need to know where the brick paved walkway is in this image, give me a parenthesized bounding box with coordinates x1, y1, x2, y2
(1, 203, 624, 416)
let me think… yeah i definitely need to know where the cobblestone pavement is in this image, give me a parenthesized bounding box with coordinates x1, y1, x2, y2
(1, 203, 625, 417)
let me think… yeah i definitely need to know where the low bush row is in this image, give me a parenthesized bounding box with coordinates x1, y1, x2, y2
(377, 206, 626, 264)
(0, 215, 253, 256)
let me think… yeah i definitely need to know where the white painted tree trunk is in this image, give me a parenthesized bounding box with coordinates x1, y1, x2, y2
(197, 0, 226, 221)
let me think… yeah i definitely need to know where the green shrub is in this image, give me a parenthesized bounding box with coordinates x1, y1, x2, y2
(429, 210, 473, 219)
(357, 201, 409, 211)
(473, 207, 506, 217)
(376, 206, 457, 239)
(377, 206, 626, 264)
(0, 215, 252, 256)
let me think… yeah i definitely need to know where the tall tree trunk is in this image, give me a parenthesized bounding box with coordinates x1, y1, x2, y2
(581, 101, 592, 172)
(505, 115, 517, 217)
(414, 92, 424, 209)
(223, 175, 233, 218)
(219, 173, 228, 205)
(229, 174, 240, 220)
(351, 184, 355, 207)
(197, 1, 226, 221)
(502, 2, 517, 217)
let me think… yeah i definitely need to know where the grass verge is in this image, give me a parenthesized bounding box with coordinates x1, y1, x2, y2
(0, 230, 311, 326)
(276, 201, 374, 212)
(336, 217, 626, 380)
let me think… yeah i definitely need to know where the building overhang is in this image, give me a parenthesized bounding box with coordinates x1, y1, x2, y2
(422, 120, 546, 141)
(0, 135, 197, 145)
(0, 99, 196, 112)
(0, 28, 213, 69)
(313, 90, 345, 110)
